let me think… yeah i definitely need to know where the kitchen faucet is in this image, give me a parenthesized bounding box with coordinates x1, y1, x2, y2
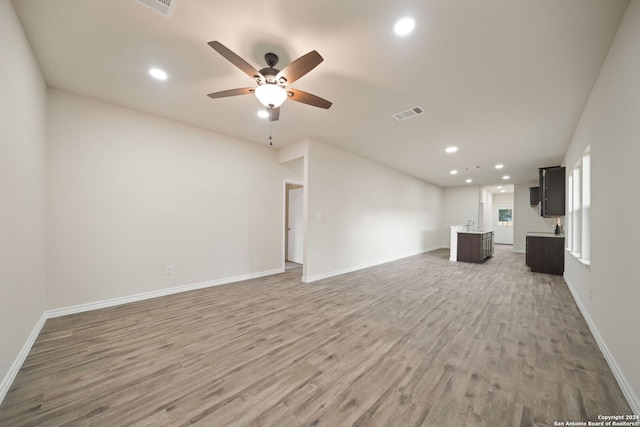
(466, 219, 475, 231)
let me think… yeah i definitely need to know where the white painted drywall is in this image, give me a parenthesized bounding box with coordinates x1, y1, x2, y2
(281, 157, 304, 180)
(46, 89, 295, 309)
(304, 140, 442, 281)
(442, 186, 481, 247)
(512, 182, 556, 253)
(492, 192, 513, 208)
(480, 188, 493, 231)
(563, 0, 640, 413)
(0, 1, 47, 400)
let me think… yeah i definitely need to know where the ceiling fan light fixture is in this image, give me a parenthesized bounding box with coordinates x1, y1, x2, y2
(254, 84, 287, 108)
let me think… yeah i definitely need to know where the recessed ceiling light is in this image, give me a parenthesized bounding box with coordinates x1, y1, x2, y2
(257, 110, 269, 119)
(394, 17, 415, 36)
(149, 68, 168, 80)
(495, 164, 504, 169)
(450, 170, 458, 175)
(497, 186, 503, 189)
(502, 175, 510, 180)
(500, 189, 506, 193)
(466, 179, 472, 183)
(445, 146, 458, 154)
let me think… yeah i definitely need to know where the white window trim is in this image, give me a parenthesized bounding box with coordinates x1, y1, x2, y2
(566, 145, 591, 269)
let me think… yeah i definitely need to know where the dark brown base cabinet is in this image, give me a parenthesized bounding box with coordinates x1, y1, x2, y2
(526, 235, 565, 275)
(457, 232, 494, 263)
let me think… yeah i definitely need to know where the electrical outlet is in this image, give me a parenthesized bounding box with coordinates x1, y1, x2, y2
(166, 266, 173, 276)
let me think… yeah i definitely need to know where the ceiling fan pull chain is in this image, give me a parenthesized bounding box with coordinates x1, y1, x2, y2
(269, 117, 273, 146)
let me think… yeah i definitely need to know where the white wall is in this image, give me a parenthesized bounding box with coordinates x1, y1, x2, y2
(304, 140, 442, 281)
(442, 185, 481, 247)
(480, 188, 493, 231)
(563, 0, 639, 413)
(46, 89, 295, 309)
(281, 157, 304, 180)
(0, 0, 47, 400)
(492, 192, 513, 208)
(512, 182, 556, 252)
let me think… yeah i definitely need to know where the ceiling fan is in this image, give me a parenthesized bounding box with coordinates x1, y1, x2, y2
(206, 41, 332, 121)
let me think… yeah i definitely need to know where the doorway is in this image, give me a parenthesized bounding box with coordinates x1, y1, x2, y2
(494, 206, 514, 244)
(285, 183, 303, 270)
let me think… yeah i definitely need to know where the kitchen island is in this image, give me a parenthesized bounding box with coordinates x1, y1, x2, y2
(526, 232, 565, 275)
(449, 226, 494, 263)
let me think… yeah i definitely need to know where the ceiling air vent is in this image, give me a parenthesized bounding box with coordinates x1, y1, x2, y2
(392, 106, 425, 121)
(133, 0, 177, 18)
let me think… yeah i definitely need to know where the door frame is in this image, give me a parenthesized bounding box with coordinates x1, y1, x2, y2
(282, 179, 304, 270)
(493, 205, 514, 245)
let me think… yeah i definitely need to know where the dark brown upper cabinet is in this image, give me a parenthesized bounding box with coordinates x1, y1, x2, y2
(529, 186, 540, 207)
(539, 166, 565, 217)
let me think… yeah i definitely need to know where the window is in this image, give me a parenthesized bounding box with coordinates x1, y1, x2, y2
(581, 148, 590, 263)
(566, 145, 590, 266)
(498, 208, 513, 227)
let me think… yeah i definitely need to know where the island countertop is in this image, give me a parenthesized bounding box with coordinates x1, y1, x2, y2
(456, 229, 494, 234)
(526, 232, 565, 238)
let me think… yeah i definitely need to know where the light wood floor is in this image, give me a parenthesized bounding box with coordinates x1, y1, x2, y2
(0, 246, 632, 426)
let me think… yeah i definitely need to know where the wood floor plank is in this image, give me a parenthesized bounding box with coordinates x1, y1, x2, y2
(0, 245, 633, 426)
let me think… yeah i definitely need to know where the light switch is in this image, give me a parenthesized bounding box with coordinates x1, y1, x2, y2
(315, 213, 323, 221)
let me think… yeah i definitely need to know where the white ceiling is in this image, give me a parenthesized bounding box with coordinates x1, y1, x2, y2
(12, 0, 629, 187)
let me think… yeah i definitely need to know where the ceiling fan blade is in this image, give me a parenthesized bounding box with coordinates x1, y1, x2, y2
(269, 107, 280, 122)
(207, 87, 255, 99)
(286, 88, 332, 109)
(208, 41, 261, 81)
(276, 50, 323, 85)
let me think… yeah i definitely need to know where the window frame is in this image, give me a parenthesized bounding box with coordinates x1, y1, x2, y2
(566, 145, 591, 267)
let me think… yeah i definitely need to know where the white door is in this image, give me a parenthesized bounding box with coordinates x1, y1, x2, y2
(287, 187, 304, 264)
(494, 206, 514, 244)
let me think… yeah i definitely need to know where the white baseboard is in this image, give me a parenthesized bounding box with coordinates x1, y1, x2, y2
(0, 312, 47, 404)
(303, 247, 441, 283)
(564, 274, 640, 415)
(303, 263, 367, 283)
(47, 268, 284, 318)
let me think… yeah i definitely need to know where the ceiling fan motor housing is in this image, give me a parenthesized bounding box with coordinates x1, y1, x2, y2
(259, 53, 282, 85)
(258, 67, 279, 84)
